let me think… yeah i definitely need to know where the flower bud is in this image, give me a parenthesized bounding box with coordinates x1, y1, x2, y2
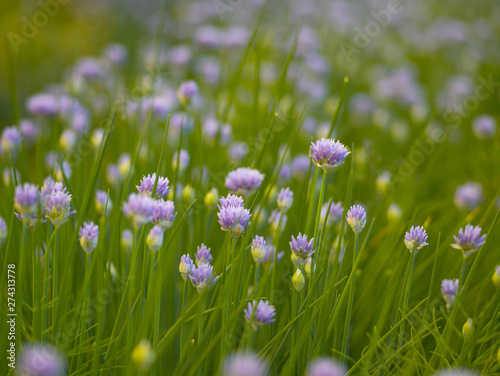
(204, 187, 219, 209)
(387, 203, 402, 223)
(179, 254, 194, 280)
(182, 184, 195, 204)
(251, 236, 267, 264)
(493, 266, 500, 288)
(292, 269, 305, 292)
(462, 318, 473, 339)
(131, 339, 156, 370)
(146, 225, 164, 252)
(376, 172, 391, 194)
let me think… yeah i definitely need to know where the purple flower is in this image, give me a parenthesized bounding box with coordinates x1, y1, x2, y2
(289, 233, 314, 263)
(441, 279, 459, 310)
(307, 357, 347, 376)
(223, 353, 267, 376)
(122, 193, 155, 229)
(152, 199, 177, 230)
(472, 114, 496, 139)
(177, 80, 199, 105)
(346, 205, 367, 233)
(141, 96, 170, 119)
(95, 190, 113, 216)
(0, 216, 7, 245)
(451, 224, 486, 257)
(167, 45, 191, 67)
(136, 173, 170, 198)
(14, 183, 39, 217)
(79, 221, 99, 253)
(196, 243, 213, 266)
(103, 43, 128, 65)
(69, 106, 90, 135)
(26, 93, 59, 116)
(244, 300, 276, 330)
(74, 57, 105, 80)
(225, 167, 265, 197)
(106, 164, 121, 185)
(278, 163, 292, 184)
(404, 226, 429, 252)
(251, 235, 267, 263)
(20, 119, 40, 143)
(146, 225, 164, 252)
(321, 201, 344, 225)
(179, 254, 194, 280)
(310, 138, 350, 171)
(277, 187, 294, 213)
(40, 180, 63, 200)
(219, 194, 244, 209)
(41, 182, 75, 227)
(227, 142, 249, 163)
(291, 154, 310, 180)
(454, 182, 483, 211)
(1, 126, 22, 154)
(217, 200, 251, 239)
(189, 263, 218, 293)
(19, 343, 66, 376)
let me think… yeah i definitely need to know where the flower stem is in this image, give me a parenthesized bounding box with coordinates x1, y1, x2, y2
(271, 215, 284, 302)
(52, 228, 59, 336)
(180, 280, 187, 351)
(253, 263, 260, 298)
(458, 256, 467, 294)
(398, 250, 417, 351)
(197, 292, 206, 376)
(310, 169, 327, 288)
(341, 233, 359, 366)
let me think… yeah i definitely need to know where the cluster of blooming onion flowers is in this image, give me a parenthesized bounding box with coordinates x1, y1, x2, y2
(217, 193, 252, 239)
(244, 299, 276, 330)
(122, 173, 177, 252)
(179, 244, 218, 293)
(225, 167, 265, 197)
(14, 180, 76, 230)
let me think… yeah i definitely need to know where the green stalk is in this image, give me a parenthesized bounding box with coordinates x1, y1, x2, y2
(180, 280, 188, 353)
(310, 169, 327, 288)
(220, 233, 231, 359)
(253, 263, 260, 298)
(458, 256, 467, 293)
(270, 215, 284, 301)
(398, 249, 417, 351)
(19, 223, 26, 327)
(304, 168, 319, 234)
(197, 292, 206, 376)
(341, 233, 359, 366)
(52, 229, 59, 336)
(32, 227, 37, 340)
(76, 253, 92, 372)
(42, 224, 52, 342)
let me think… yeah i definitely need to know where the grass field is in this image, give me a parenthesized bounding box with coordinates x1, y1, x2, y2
(1, 0, 500, 375)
